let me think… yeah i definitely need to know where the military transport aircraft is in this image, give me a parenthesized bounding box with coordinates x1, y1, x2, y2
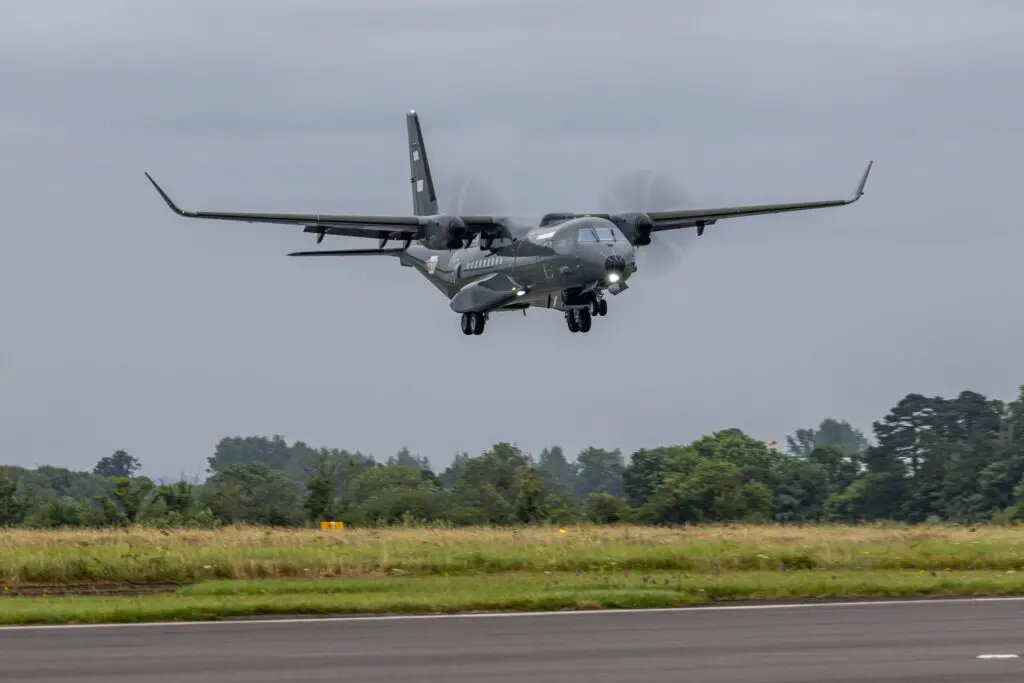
(144, 111, 872, 336)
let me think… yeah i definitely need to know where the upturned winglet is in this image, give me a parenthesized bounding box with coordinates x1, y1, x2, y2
(144, 172, 188, 216)
(850, 161, 873, 203)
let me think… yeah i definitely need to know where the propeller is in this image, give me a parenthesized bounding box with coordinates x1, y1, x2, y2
(438, 172, 507, 216)
(595, 170, 697, 278)
(435, 169, 696, 278)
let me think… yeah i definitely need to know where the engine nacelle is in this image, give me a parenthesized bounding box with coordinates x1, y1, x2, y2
(606, 212, 653, 246)
(421, 216, 469, 250)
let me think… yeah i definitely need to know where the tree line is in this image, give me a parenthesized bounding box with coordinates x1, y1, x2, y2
(3, 385, 1024, 528)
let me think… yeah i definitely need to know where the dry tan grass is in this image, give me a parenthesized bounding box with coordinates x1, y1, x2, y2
(2, 522, 1013, 550)
(3, 523, 1023, 585)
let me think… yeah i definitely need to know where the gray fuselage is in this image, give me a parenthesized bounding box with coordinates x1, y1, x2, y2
(397, 215, 638, 312)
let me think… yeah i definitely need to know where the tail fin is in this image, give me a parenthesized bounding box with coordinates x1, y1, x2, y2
(406, 110, 439, 216)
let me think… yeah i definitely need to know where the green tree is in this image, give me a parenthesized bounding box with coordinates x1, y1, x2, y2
(537, 446, 575, 492)
(584, 492, 630, 523)
(387, 447, 432, 471)
(440, 452, 471, 490)
(773, 446, 860, 521)
(451, 443, 535, 524)
(155, 481, 196, 517)
(787, 419, 870, 458)
(0, 467, 34, 526)
(93, 450, 141, 478)
(622, 446, 697, 508)
(207, 436, 293, 474)
(109, 475, 155, 524)
(138, 480, 212, 528)
(688, 429, 786, 491)
(343, 465, 453, 525)
(572, 447, 625, 499)
(303, 452, 338, 523)
(205, 462, 303, 526)
(513, 467, 549, 523)
(24, 498, 93, 528)
(644, 460, 749, 524)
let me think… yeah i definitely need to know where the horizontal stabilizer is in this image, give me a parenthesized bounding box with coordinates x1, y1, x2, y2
(287, 248, 406, 257)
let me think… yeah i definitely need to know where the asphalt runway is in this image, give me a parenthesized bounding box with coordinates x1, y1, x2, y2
(3, 598, 1024, 682)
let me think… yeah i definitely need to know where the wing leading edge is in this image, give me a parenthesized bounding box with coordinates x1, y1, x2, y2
(594, 161, 874, 233)
(651, 160, 872, 231)
(143, 172, 502, 246)
(144, 172, 421, 242)
(145, 157, 872, 246)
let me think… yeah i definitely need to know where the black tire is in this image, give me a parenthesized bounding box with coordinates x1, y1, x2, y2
(461, 313, 472, 335)
(598, 299, 608, 316)
(579, 308, 592, 333)
(472, 313, 486, 335)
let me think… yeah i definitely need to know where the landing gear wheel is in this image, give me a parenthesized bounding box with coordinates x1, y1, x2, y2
(590, 299, 600, 316)
(578, 308, 592, 333)
(598, 299, 608, 316)
(566, 311, 580, 333)
(461, 312, 486, 335)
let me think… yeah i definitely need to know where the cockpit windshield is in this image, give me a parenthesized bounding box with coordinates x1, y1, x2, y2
(532, 221, 625, 251)
(578, 225, 621, 242)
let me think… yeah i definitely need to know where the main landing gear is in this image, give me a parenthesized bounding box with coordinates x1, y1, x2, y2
(565, 308, 591, 333)
(566, 294, 608, 333)
(460, 312, 487, 335)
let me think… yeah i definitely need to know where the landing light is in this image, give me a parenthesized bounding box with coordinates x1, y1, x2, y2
(607, 272, 621, 283)
(516, 290, 526, 297)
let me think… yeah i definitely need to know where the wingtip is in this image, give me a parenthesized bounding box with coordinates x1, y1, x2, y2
(851, 161, 873, 201)
(143, 172, 186, 215)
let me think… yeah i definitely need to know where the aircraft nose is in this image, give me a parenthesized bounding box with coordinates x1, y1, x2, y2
(603, 248, 633, 284)
(604, 254, 628, 272)
(580, 242, 633, 283)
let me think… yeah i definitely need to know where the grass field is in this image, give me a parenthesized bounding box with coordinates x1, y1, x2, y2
(4, 523, 1024, 584)
(3, 524, 1024, 625)
(5, 570, 1024, 625)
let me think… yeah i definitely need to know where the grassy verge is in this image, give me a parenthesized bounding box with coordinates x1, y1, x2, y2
(4, 524, 1024, 585)
(3, 569, 1024, 626)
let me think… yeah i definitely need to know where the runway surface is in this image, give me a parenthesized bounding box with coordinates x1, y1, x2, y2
(3, 598, 1024, 682)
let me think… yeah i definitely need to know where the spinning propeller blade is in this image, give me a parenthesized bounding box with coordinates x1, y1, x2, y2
(596, 170, 696, 278)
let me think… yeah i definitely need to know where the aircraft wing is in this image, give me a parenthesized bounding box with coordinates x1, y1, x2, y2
(611, 161, 872, 234)
(143, 173, 498, 242)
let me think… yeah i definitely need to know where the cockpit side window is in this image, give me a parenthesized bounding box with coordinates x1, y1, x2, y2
(594, 226, 617, 242)
(578, 227, 599, 242)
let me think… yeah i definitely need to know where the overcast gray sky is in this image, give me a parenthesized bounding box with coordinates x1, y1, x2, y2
(2, 0, 1022, 478)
